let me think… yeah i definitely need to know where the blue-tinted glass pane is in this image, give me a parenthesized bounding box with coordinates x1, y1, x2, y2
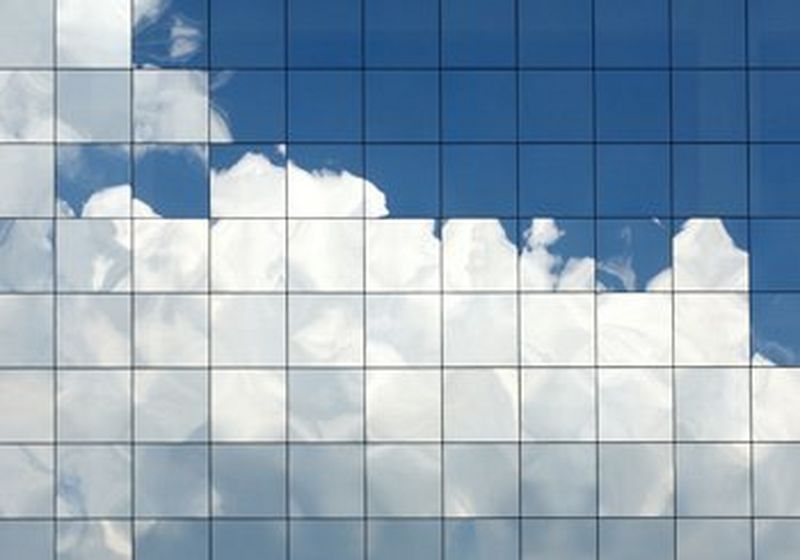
(135, 0, 207, 68)
(288, 0, 361, 67)
(289, 144, 363, 179)
(366, 145, 439, 217)
(213, 521, 285, 560)
(291, 521, 362, 560)
(597, 71, 669, 141)
(134, 146, 208, 218)
(369, 520, 441, 560)
(443, 71, 515, 141)
(288, 71, 361, 141)
(595, 0, 669, 66)
(519, 0, 592, 67)
(674, 144, 747, 216)
(57, 145, 130, 217)
(597, 145, 669, 217)
(212, 71, 284, 142)
(672, 0, 745, 66)
(365, 0, 438, 67)
(520, 71, 592, 141)
(366, 71, 438, 141)
(751, 220, 800, 290)
(521, 218, 594, 262)
(751, 145, 800, 216)
(519, 145, 593, 217)
(752, 293, 800, 365)
(445, 520, 519, 560)
(442, 0, 515, 67)
(443, 145, 515, 217)
(673, 71, 746, 141)
(597, 219, 670, 291)
(749, 0, 800, 66)
(209, 0, 284, 67)
(751, 71, 800, 141)
(136, 521, 209, 560)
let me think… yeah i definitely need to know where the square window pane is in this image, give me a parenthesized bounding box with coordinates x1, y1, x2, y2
(673, 71, 746, 141)
(599, 369, 672, 441)
(135, 369, 206, 442)
(135, 445, 208, 517)
(58, 370, 130, 442)
(288, 71, 361, 141)
(520, 218, 595, 291)
(57, 294, 130, 367)
(751, 71, 800, 141)
(752, 293, 800, 366)
(211, 370, 284, 441)
(212, 445, 285, 516)
(749, 0, 800, 66)
(677, 443, 750, 516)
(673, 0, 745, 66)
(444, 294, 517, 366)
(442, 0, 514, 66)
(600, 444, 673, 516)
(288, 0, 360, 67)
(134, 220, 208, 291)
(522, 369, 595, 441)
(134, 147, 209, 218)
(290, 369, 362, 441)
(445, 369, 518, 441)
(211, 147, 286, 218)
(443, 145, 516, 217)
(0, 295, 53, 367)
(519, 146, 593, 218)
(291, 521, 362, 560)
(597, 293, 672, 366)
(288, 294, 362, 366)
(57, 71, 130, 142)
(366, 369, 440, 441)
(134, 0, 206, 67)
(0, 371, 52, 442)
(366, 147, 439, 218)
(135, 521, 208, 560)
(0, 145, 54, 217)
(597, 145, 670, 217)
(211, 219, 285, 290)
(0, 219, 53, 292)
(212, 295, 285, 366)
(57, 144, 130, 218)
(212, 521, 285, 560)
(443, 71, 515, 141)
(676, 368, 749, 441)
(57, 520, 131, 560)
(290, 445, 363, 517)
(444, 444, 518, 516)
(367, 444, 440, 516)
(755, 444, 800, 515)
(366, 71, 438, 141)
(674, 219, 748, 291)
(287, 144, 364, 218)
(211, 71, 284, 142)
(523, 519, 595, 560)
(0, 71, 53, 142)
(677, 519, 750, 560)
(754, 369, 800, 441)
(522, 443, 596, 516)
(57, 219, 130, 291)
(675, 294, 750, 366)
(520, 71, 592, 141)
(209, 0, 284, 67)
(756, 520, 800, 560)
(519, 0, 592, 67)
(366, 219, 440, 290)
(57, 445, 130, 517)
(445, 520, 518, 560)
(595, 0, 669, 66)
(674, 145, 747, 216)
(288, 219, 362, 291)
(366, 294, 440, 367)
(133, 71, 209, 141)
(752, 220, 800, 290)
(444, 219, 517, 290)
(134, 295, 208, 367)
(0, 446, 53, 517)
(751, 144, 800, 216)
(522, 294, 594, 365)
(368, 520, 440, 560)
(365, 0, 438, 67)
(597, 71, 669, 141)
(57, 0, 130, 66)
(600, 520, 673, 560)
(0, 0, 52, 66)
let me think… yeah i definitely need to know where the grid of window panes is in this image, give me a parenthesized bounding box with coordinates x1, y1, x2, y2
(2, 0, 800, 559)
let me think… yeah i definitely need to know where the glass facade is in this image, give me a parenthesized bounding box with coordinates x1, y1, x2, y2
(1, 0, 800, 558)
